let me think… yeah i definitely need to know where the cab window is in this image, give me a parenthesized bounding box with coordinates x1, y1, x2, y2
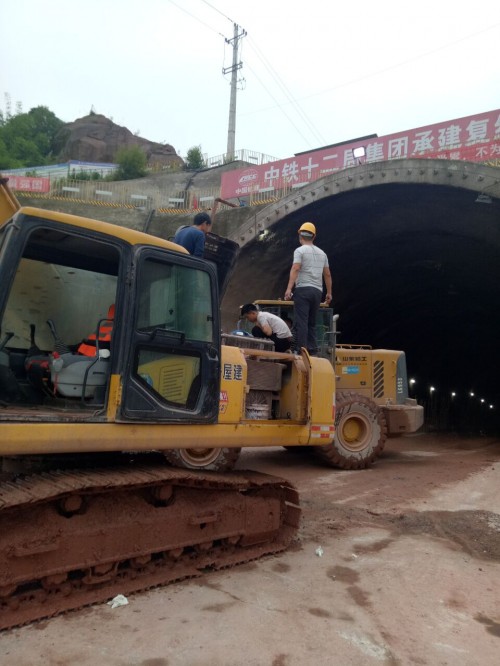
(137, 259, 213, 343)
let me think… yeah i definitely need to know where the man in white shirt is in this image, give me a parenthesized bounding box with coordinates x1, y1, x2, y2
(284, 222, 332, 355)
(240, 304, 293, 352)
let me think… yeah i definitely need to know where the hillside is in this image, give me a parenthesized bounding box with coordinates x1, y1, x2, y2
(54, 113, 183, 167)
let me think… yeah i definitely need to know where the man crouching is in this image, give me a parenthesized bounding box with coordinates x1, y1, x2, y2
(240, 304, 293, 353)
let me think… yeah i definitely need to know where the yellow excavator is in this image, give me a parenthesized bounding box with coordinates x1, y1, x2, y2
(0, 176, 335, 629)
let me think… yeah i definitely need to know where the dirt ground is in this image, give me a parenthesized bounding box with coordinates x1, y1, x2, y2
(0, 433, 499, 666)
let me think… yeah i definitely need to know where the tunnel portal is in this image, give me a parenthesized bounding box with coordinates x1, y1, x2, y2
(223, 159, 500, 433)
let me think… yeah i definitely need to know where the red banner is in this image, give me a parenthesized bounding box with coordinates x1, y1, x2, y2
(221, 109, 500, 199)
(6, 176, 50, 193)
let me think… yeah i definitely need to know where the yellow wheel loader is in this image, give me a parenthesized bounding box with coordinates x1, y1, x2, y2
(242, 300, 423, 469)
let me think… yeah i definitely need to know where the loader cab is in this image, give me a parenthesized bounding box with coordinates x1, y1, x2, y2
(0, 210, 220, 424)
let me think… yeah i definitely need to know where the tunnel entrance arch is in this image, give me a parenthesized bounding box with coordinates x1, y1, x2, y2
(230, 158, 500, 247)
(223, 159, 500, 433)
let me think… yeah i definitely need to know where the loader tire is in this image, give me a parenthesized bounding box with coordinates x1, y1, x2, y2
(314, 392, 387, 469)
(163, 447, 241, 472)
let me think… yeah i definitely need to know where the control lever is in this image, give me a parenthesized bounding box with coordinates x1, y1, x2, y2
(0, 331, 14, 353)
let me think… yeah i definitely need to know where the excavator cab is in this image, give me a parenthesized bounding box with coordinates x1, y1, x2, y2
(0, 206, 221, 424)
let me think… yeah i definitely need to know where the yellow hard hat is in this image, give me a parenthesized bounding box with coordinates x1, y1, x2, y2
(298, 222, 316, 235)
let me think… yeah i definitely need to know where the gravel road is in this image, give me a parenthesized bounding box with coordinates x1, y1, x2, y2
(0, 433, 499, 666)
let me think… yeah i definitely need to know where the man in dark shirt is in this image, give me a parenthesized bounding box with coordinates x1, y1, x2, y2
(173, 212, 212, 257)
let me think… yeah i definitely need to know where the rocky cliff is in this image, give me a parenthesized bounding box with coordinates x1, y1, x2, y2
(55, 113, 183, 167)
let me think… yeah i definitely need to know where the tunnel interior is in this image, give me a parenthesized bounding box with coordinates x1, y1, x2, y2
(223, 182, 500, 433)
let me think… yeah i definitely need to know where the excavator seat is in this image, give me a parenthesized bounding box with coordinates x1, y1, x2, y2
(50, 353, 110, 399)
(50, 310, 114, 400)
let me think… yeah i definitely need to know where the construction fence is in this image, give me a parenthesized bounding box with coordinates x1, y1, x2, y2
(14, 178, 282, 214)
(7, 149, 282, 214)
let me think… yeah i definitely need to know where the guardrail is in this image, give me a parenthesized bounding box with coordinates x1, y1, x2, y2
(204, 148, 279, 168)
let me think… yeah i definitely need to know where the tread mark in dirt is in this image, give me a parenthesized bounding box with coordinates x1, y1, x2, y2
(475, 614, 500, 638)
(308, 506, 500, 563)
(308, 607, 332, 617)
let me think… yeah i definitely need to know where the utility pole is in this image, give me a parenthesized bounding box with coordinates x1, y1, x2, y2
(223, 23, 246, 162)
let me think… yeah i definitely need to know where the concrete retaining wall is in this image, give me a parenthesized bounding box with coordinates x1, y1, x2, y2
(17, 194, 262, 243)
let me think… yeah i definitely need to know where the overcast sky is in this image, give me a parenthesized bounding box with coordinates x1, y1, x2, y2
(2, 0, 499, 161)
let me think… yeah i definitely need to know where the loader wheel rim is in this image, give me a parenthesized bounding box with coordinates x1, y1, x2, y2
(178, 448, 221, 467)
(340, 415, 370, 451)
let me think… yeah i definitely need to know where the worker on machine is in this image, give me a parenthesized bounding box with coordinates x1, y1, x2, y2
(240, 303, 293, 353)
(173, 212, 212, 257)
(284, 222, 332, 355)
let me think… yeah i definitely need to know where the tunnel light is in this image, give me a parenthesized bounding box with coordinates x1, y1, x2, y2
(429, 386, 435, 394)
(469, 392, 475, 397)
(451, 392, 456, 397)
(409, 378, 416, 385)
(480, 398, 485, 403)
(489, 404, 494, 409)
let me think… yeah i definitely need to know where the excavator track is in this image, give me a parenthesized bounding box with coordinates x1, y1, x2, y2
(0, 465, 300, 631)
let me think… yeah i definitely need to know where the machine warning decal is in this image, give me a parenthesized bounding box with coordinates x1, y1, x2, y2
(223, 363, 243, 380)
(219, 390, 228, 413)
(342, 366, 360, 375)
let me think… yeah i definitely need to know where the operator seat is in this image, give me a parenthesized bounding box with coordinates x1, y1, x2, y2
(50, 306, 115, 399)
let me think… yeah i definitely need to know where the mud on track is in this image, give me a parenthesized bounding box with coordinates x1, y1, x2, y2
(0, 433, 499, 666)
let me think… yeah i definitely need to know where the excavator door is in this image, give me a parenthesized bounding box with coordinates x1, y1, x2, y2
(119, 246, 221, 424)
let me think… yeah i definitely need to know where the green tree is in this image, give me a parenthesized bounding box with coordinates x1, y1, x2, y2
(9, 136, 44, 165)
(114, 145, 147, 180)
(186, 145, 205, 170)
(28, 106, 64, 158)
(0, 137, 21, 169)
(0, 105, 64, 167)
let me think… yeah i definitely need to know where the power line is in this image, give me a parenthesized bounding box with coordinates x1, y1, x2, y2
(199, 0, 233, 24)
(194, 0, 326, 148)
(166, 0, 224, 37)
(304, 20, 500, 104)
(169, 0, 249, 159)
(244, 61, 315, 149)
(247, 36, 326, 147)
(245, 21, 500, 118)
